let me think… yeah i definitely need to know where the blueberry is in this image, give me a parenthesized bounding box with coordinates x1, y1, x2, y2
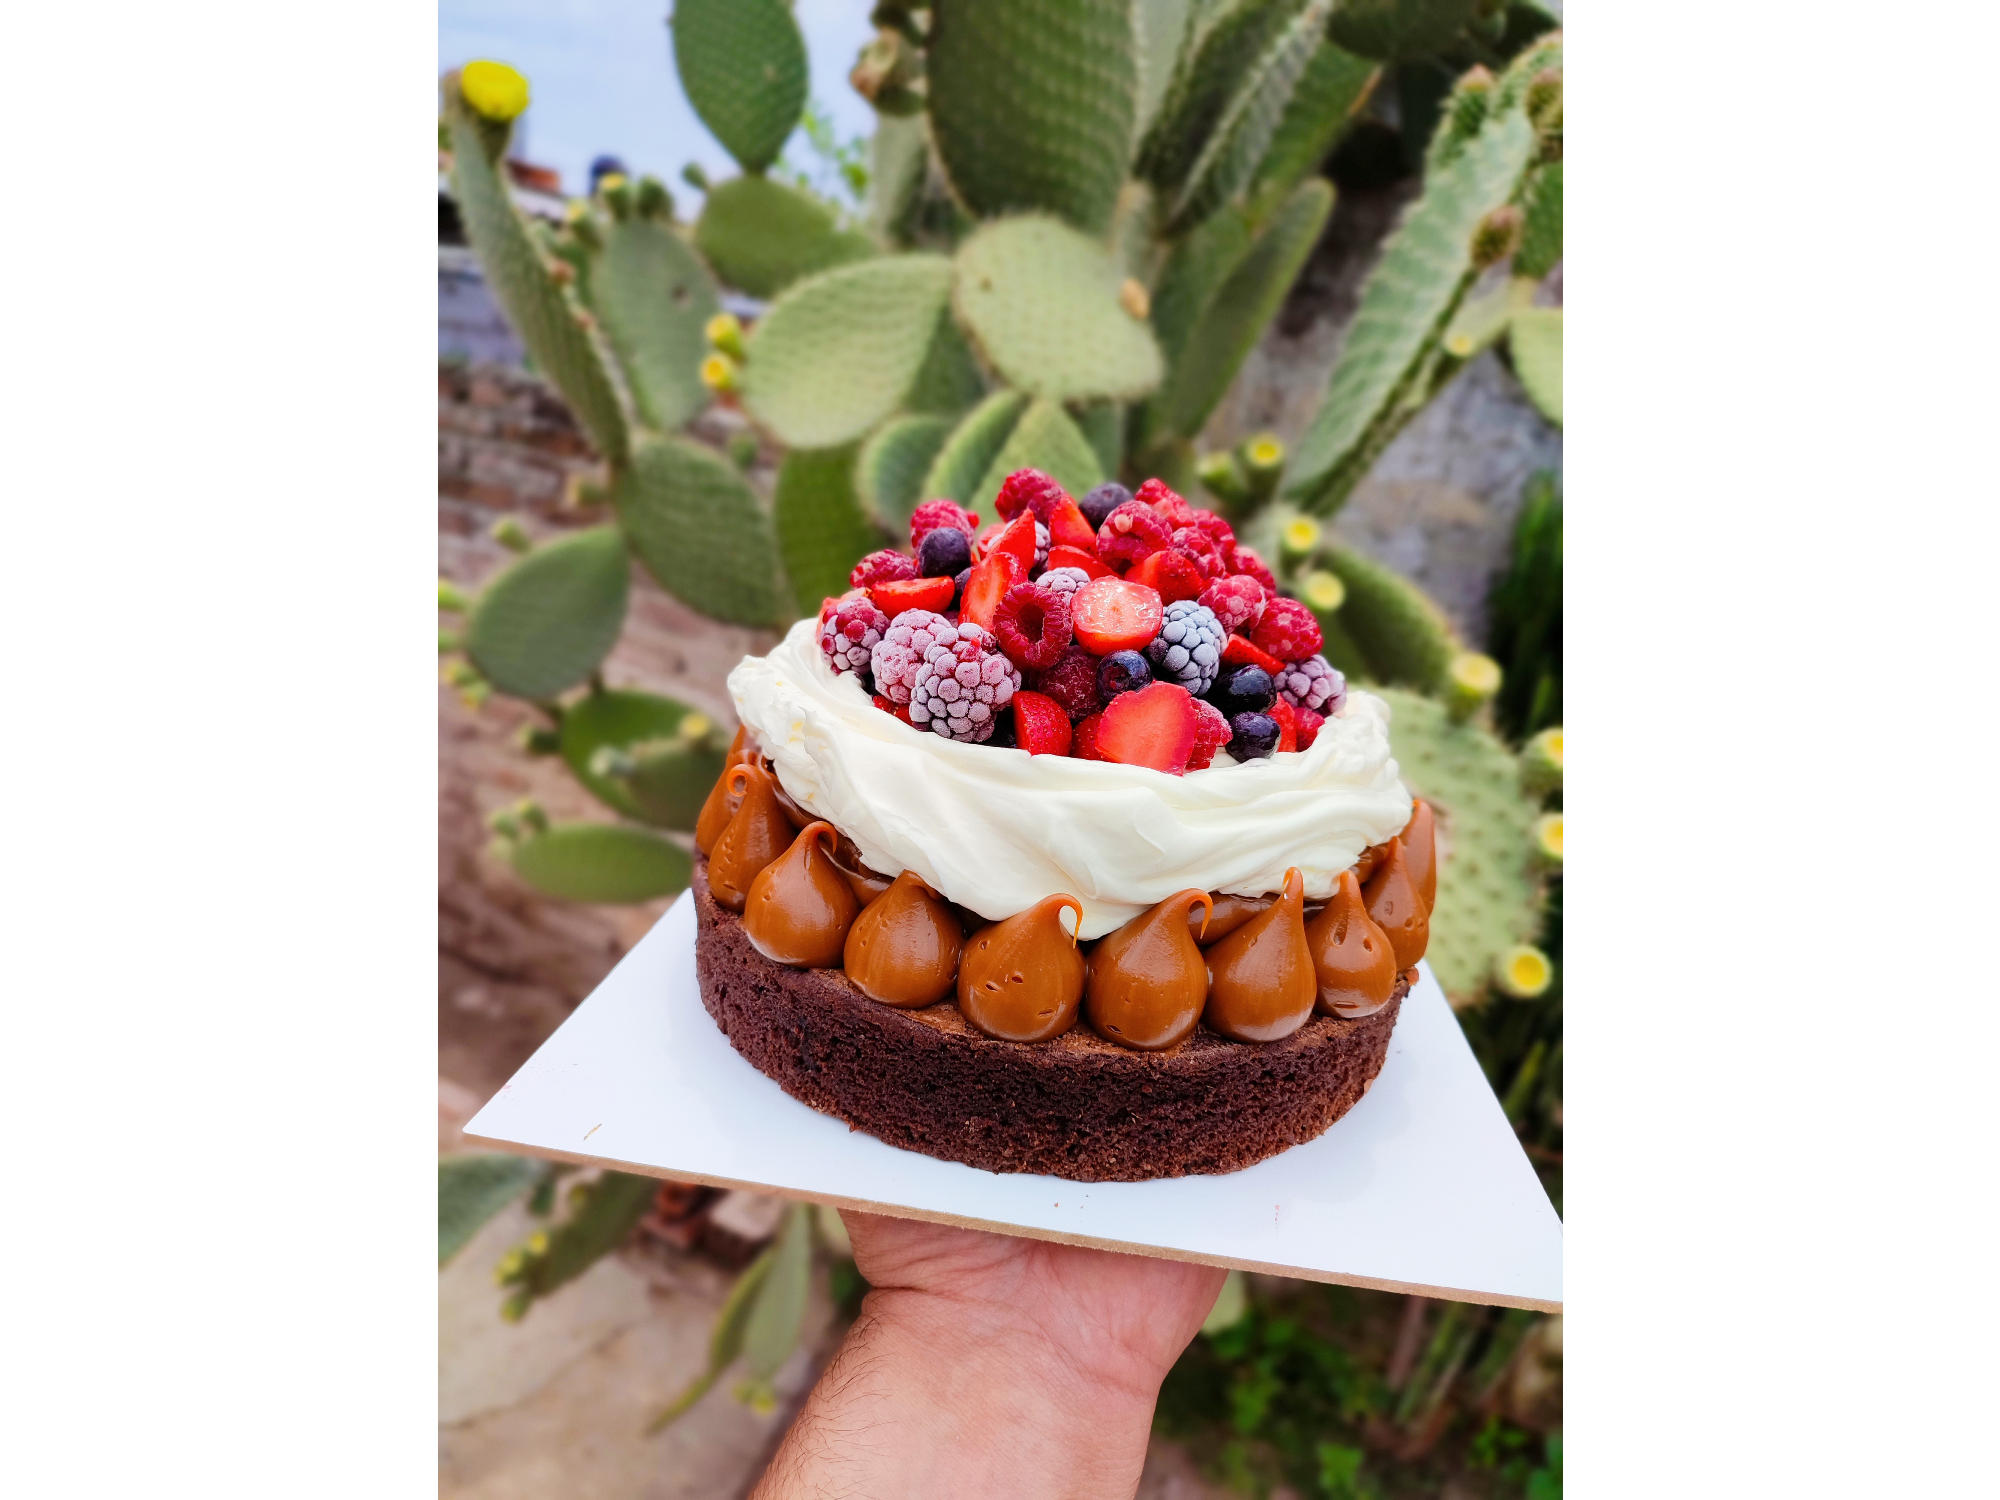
(1208, 664, 1275, 718)
(1078, 482, 1131, 531)
(1227, 711, 1279, 761)
(953, 566, 971, 602)
(1096, 649, 1152, 700)
(985, 710, 1018, 748)
(918, 525, 972, 578)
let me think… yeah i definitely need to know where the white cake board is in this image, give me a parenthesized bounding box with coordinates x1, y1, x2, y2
(465, 893, 1563, 1311)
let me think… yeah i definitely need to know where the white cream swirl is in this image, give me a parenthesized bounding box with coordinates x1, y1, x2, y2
(728, 620, 1412, 939)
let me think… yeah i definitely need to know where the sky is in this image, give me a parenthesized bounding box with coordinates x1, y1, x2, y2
(438, 0, 878, 206)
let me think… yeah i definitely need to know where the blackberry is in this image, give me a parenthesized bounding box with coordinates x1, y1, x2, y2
(1143, 600, 1225, 697)
(1077, 481, 1130, 531)
(918, 525, 972, 579)
(1096, 649, 1152, 700)
(1227, 711, 1280, 761)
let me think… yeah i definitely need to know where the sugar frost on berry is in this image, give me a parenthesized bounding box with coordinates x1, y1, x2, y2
(1143, 600, 1225, 697)
(1275, 654, 1345, 715)
(869, 609, 956, 705)
(907, 622, 1020, 743)
(819, 596, 890, 677)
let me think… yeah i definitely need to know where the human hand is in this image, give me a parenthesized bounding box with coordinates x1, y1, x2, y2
(751, 1211, 1225, 1500)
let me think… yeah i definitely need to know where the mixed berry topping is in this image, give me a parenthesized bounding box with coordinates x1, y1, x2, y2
(822, 473, 1348, 773)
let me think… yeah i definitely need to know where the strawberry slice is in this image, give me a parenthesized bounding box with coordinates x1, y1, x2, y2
(1047, 497, 1098, 554)
(1269, 696, 1299, 753)
(960, 551, 1026, 630)
(1072, 712, 1107, 761)
(1070, 576, 1164, 654)
(1010, 690, 1073, 756)
(1045, 545, 1113, 579)
(1125, 549, 1207, 604)
(1095, 682, 1198, 774)
(1221, 632, 1287, 675)
(990, 510, 1039, 574)
(869, 575, 955, 618)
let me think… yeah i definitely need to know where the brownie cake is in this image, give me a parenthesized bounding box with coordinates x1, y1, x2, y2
(687, 470, 1435, 1183)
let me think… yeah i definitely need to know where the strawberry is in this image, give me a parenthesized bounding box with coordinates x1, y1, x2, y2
(1047, 497, 1098, 554)
(869, 575, 955, 618)
(1010, 690, 1073, 756)
(960, 551, 1026, 630)
(990, 511, 1040, 575)
(1269, 696, 1299, 753)
(1045, 544, 1113, 578)
(1221, 633, 1287, 675)
(1125, 548, 1207, 604)
(1072, 712, 1108, 761)
(871, 693, 914, 726)
(1095, 681, 1198, 774)
(1187, 699, 1231, 770)
(1294, 704, 1325, 751)
(1070, 576, 1164, 655)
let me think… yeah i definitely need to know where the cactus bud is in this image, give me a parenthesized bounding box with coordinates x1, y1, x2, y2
(562, 469, 609, 509)
(568, 213, 603, 252)
(444, 660, 481, 689)
(549, 257, 576, 287)
(568, 1182, 591, 1211)
(460, 681, 491, 710)
(727, 432, 761, 471)
(1446, 64, 1495, 143)
(635, 175, 673, 220)
(1279, 516, 1321, 562)
(1118, 278, 1151, 320)
(1301, 569, 1345, 613)
(486, 808, 521, 840)
(438, 629, 460, 654)
(681, 163, 710, 192)
(1532, 812, 1563, 869)
(589, 745, 636, 780)
(679, 712, 715, 744)
(494, 1248, 525, 1282)
(491, 517, 531, 553)
(525, 1230, 550, 1257)
(701, 354, 740, 394)
(1492, 944, 1554, 1000)
(438, 579, 469, 613)
(459, 60, 530, 123)
(1470, 206, 1524, 271)
(1196, 450, 1249, 507)
(515, 799, 549, 835)
(564, 198, 589, 224)
(601, 176, 633, 219)
(705, 312, 747, 361)
(1442, 651, 1502, 720)
(1239, 433, 1285, 497)
(851, 27, 923, 110)
(500, 1291, 531, 1323)
(733, 1377, 779, 1415)
(517, 723, 561, 756)
(1521, 726, 1563, 797)
(1526, 68, 1563, 134)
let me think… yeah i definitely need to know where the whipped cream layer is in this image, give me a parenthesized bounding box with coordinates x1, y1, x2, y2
(728, 619, 1413, 939)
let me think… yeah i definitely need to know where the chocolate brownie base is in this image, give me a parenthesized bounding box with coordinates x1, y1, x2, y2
(691, 858, 1406, 1183)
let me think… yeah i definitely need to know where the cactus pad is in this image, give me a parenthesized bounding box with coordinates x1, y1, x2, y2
(559, 688, 717, 825)
(1138, 0, 1300, 201)
(669, 0, 808, 174)
(1134, 0, 1198, 140)
(740, 255, 955, 449)
(439, 1155, 540, 1265)
(694, 176, 875, 300)
(856, 414, 955, 534)
(904, 312, 986, 418)
(1514, 162, 1562, 282)
(952, 216, 1165, 403)
(1318, 542, 1459, 690)
(506, 821, 693, 903)
(613, 435, 784, 627)
(1325, 0, 1476, 62)
(925, 0, 1138, 235)
(1249, 41, 1378, 203)
(1509, 308, 1562, 427)
(867, 113, 931, 243)
(1374, 687, 1544, 1004)
(586, 216, 719, 431)
(973, 399, 1105, 512)
(775, 445, 886, 617)
(464, 527, 630, 701)
(919, 389, 1030, 510)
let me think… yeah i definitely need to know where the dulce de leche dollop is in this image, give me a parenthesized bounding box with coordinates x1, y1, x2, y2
(1305, 869, 1399, 1018)
(742, 820, 860, 968)
(958, 895, 1087, 1043)
(845, 870, 964, 1008)
(1400, 798, 1437, 911)
(1085, 890, 1214, 1051)
(1203, 868, 1316, 1044)
(706, 763, 794, 913)
(1190, 893, 1272, 946)
(1363, 836, 1430, 971)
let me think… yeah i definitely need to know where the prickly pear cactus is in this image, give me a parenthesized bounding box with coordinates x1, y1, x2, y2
(440, 1154, 542, 1265)
(693, 177, 875, 301)
(1326, 0, 1477, 62)
(494, 1170, 660, 1319)
(613, 435, 785, 628)
(973, 398, 1105, 508)
(502, 820, 692, 904)
(585, 213, 719, 432)
(464, 527, 630, 701)
(1508, 307, 1562, 427)
(774, 445, 886, 615)
(856, 413, 955, 533)
(919, 389, 1031, 510)
(1248, 39, 1379, 204)
(558, 688, 715, 823)
(1316, 542, 1459, 690)
(670, 0, 808, 175)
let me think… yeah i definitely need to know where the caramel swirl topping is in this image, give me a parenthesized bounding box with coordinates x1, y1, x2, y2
(743, 820, 860, 968)
(1085, 890, 1213, 1051)
(1203, 868, 1316, 1044)
(707, 762, 794, 913)
(959, 895, 1086, 1043)
(846, 870, 964, 1009)
(1305, 868, 1399, 1019)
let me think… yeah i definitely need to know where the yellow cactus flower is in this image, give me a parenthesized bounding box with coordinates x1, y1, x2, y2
(1534, 813, 1563, 865)
(597, 171, 628, 194)
(1301, 569, 1345, 613)
(1245, 434, 1286, 470)
(460, 60, 530, 123)
(681, 712, 713, 741)
(701, 354, 740, 393)
(704, 312, 746, 360)
(1281, 516, 1322, 559)
(1493, 944, 1553, 999)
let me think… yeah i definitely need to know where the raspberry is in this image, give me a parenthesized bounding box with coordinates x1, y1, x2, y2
(851, 548, 917, 590)
(1294, 705, 1326, 750)
(869, 608, 956, 704)
(1095, 500, 1173, 571)
(1200, 575, 1267, 634)
(1027, 643, 1103, 722)
(1187, 698, 1231, 771)
(1274, 653, 1344, 714)
(908, 622, 1021, 743)
(1170, 525, 1224, 578)
(1193, 510, 1236, 552)
(992, 581, 1073, 670)
(1144, 600, 1226, 697)
(1250, 597, 1323, 662)
(1133, 478, 1198, 529)
(1036, 566, 1091, 604)
(993, 468, 1073, 524)
(819, 595, 890, 677)
(1228, 544, 1277, 593)
(908, 498, 978, 551)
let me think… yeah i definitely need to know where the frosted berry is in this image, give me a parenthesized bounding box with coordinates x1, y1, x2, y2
(1096, 650, 1152, 700)
(908, 622, 1021, 743)
(1294, 705, 1326, 750)
(1274, 653, 1344, 714)
(1027, 642, 1103, 722)
(1133, 478, 1198, 530)
(869, 609, 956, 705)
(918, 525, 972, 579)
(1249, 596, 1323, 662)
(819, 595, 890, 677)
(1037, 566, 1091, 604)
(1095, 500, 1173, 571)
(1227, 711, 1280, 761)
(1170, 525, 1224, 578)
(1187, 699, 1232, 771)
(908, 498, 979, 551)
(993, 468, 1073, 524)
(1228, 544, 1278, 593)
(1077, 482, 1130, 530)
(1200, 575, 1267, 634)
(851, 548, 917, 590)
(1144, 600, 1226, 697)
(1208, 664, 1275, 719)
(1193, 510, 1236, 552)
(992, 581, 1072, 671)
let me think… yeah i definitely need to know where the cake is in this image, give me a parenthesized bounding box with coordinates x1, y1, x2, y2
(690, 472, 1435, 1182)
